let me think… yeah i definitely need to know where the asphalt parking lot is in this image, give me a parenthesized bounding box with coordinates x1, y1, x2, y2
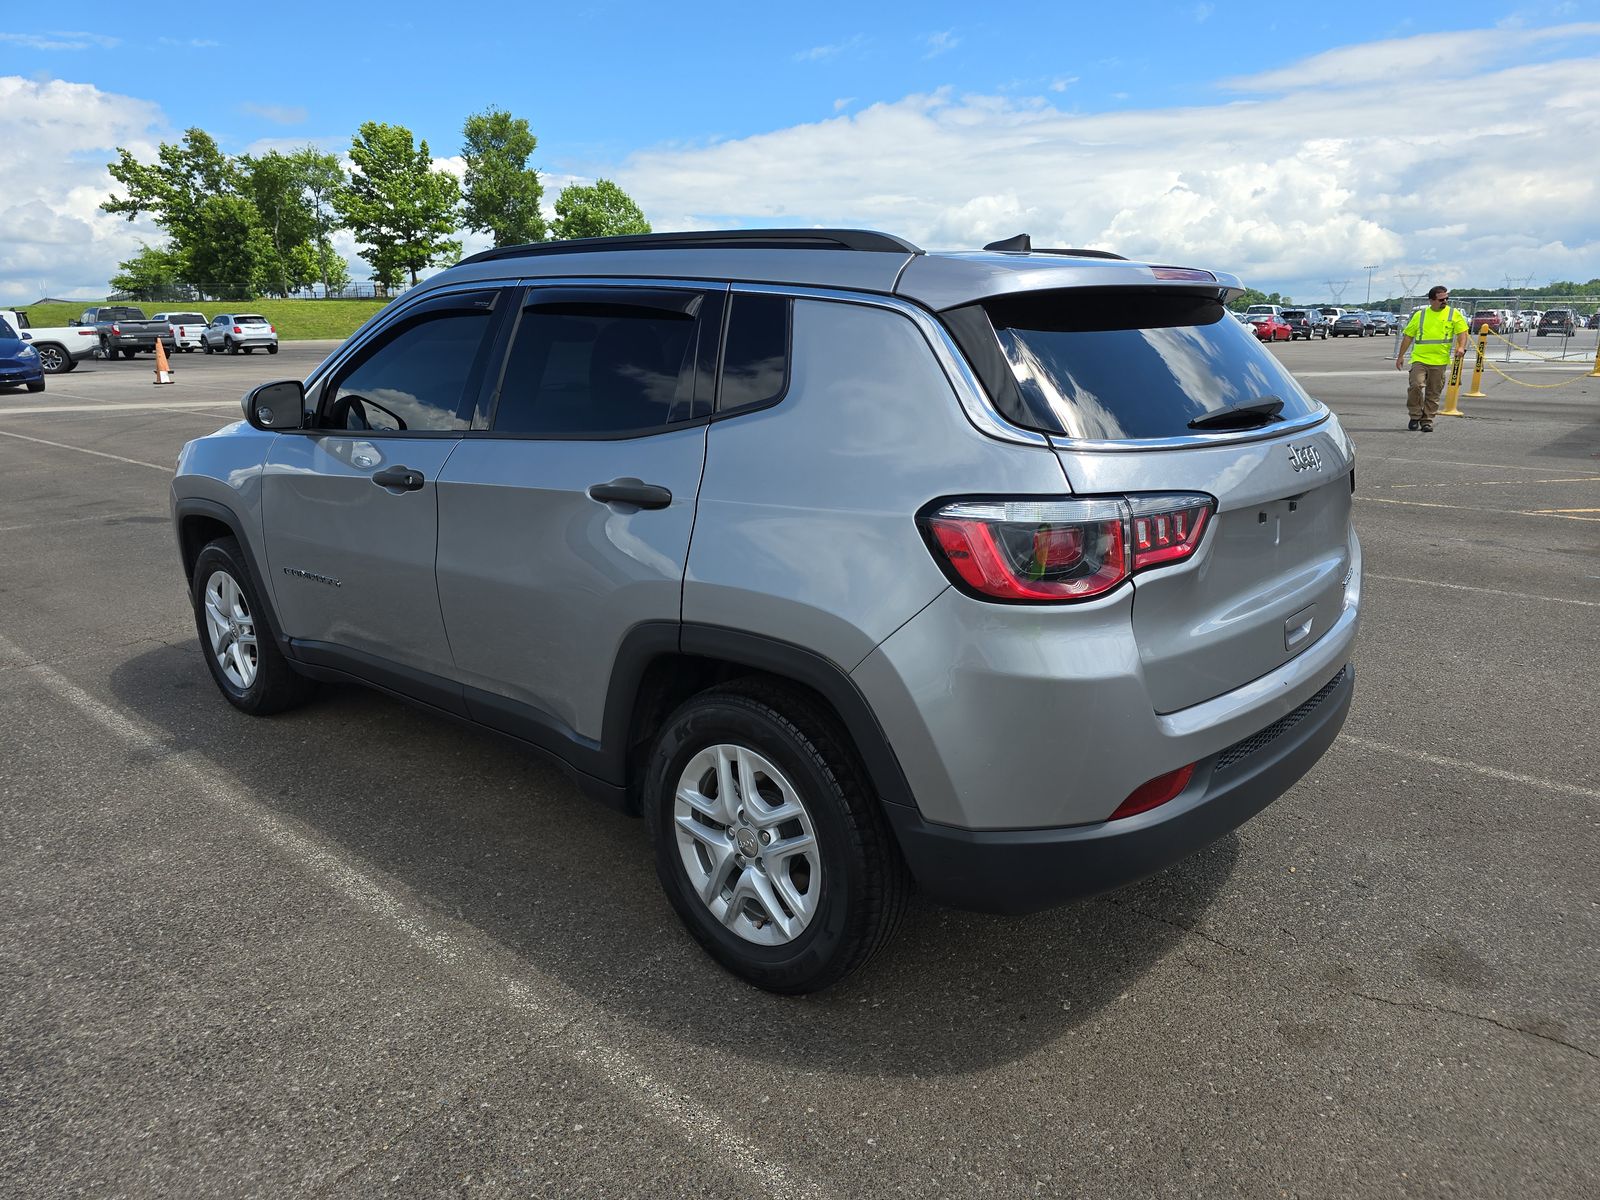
(1, 332, 1596, 1199)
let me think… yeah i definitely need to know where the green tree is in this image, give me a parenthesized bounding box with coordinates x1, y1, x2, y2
(102, 129, 244, 258)
(241, 150, 319, 297)
(187, 195, 274, 298)
(550, 179, 650, 240)
(460, 107, 546, 247)
(334, 122, 461, 288)
(1228, 287, 1292, 312)
(109, 244, 187, 300)
(291, 148, 350, 295)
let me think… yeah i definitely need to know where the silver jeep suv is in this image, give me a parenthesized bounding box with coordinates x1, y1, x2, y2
(171, 229, 1360, 993)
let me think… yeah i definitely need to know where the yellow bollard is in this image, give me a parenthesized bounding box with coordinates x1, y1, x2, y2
(1464, 328, 1489, 397)
(1438, 350, 1467, 417)
(1591, 326, 1600, 378)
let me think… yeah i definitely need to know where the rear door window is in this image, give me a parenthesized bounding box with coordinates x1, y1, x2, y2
(718, 293, 791, 415)
(488, 288, 708, 436)
(964, 290, 1323, 441)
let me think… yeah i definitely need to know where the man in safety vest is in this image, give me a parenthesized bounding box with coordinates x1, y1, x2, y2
(1395, 285, 1469, 432)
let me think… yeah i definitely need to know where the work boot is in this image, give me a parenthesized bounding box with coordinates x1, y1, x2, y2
(1407, 418, 1421, 430)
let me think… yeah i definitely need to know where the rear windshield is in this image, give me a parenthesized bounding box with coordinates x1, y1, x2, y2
(1281, 310, 1308, 320)
(974, 290, 1323, 441)
(236, 314, 269, 324)
(168, 313, 206, 324)
(102, 307, 146, 320)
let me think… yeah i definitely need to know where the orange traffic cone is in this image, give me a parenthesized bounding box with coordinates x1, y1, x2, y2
(153, 339, 174, 386)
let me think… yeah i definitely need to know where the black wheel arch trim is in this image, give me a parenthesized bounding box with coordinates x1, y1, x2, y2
(605, 623, 919, 812)
(173, 497, 291, 653)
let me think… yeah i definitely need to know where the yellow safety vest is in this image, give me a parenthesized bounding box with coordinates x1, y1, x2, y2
(1406, 306, 1463, 365)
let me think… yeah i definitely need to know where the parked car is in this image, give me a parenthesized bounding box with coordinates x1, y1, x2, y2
(0, 313, 45, 393)
(172, 228, 1361, 993)
(154, 311, 210, 353)
(1318, 307, 1345, 327)
(1331, 312, 1373, 337)
(1246, 313, 1293, 342)
(78, 306, 176, 359)
(200, 313, 279, 355)
(0, 308, 98, 374)
(1536, 309, 1576, 337)
(1281, 309, 1329, 340)
(1372, 312, 1397, 335)
(1587, 311, 1600, 330)
(1243, 303, 1284, 321)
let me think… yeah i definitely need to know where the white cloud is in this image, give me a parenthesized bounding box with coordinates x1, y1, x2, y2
(834, 97, 856, 112)
(613, 36, 1600, 300)
(240, 102, 306, 124)
(1193, 3, 1214, 21)
(1222, 21, 1600, 90)
(924, 31, 959, 59)
(0, 76, 167, 301)
(1049, 77, 1078, 92)
(0, 31, 119, 51)
(794, 36, 864, 63)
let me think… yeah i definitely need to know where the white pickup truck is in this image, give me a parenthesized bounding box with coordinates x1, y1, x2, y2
(0, 309, 99, 375)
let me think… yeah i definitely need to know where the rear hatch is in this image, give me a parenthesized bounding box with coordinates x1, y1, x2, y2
(951, 286, 1354, 712)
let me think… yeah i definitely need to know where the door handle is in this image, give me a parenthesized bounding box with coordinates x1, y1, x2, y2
(587, 478, 672, 510)
(372, 465, 425, 492)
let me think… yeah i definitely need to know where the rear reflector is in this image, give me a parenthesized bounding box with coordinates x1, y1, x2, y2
(1109, 763, 1196, 820)
(1151, 266, 1217, 282)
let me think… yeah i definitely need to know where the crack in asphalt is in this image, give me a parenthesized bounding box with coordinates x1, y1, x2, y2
(1111, 902, 1599, 1064)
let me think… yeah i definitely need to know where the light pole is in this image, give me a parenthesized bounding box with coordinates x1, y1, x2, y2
(1363, 265, 1380, 307)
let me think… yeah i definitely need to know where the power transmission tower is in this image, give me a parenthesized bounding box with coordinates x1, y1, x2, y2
(1395, 271, 1424, 318)
(1363, 265, 1380, 306)
(1323, 279, 1349, 306)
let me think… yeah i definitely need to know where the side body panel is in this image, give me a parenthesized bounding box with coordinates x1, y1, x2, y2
(435, 427, 708, 742)
(685, 295, 1069, 671)
(260, 434, 461, 678)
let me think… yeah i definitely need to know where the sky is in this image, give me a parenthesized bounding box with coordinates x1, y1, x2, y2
(3, 1, 1599, 305)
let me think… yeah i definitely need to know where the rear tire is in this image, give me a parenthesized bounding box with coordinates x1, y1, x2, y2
(121, 348, 137, 359)
(267, 345, 278, 355)
(644, 681, 909, 994)
(190, 537, 317, 716)
(226, 338, 238, 356)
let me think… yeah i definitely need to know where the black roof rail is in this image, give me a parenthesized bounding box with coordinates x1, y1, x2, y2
(458, 228, 923, 267)
(981, 233, 1127, 261)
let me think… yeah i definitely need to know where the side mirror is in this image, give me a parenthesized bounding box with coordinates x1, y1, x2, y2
(243, 379, 307, 431)
(68, 320, 79, 327)
(21, 333, 32, 341)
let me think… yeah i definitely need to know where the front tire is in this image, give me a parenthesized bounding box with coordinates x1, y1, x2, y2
(26, 380, 44, 393)
(190, 537, 316, 716)
(644, 682, 909, 994)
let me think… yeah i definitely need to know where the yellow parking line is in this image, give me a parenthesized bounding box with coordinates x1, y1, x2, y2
(1381, 477, 1600, 489)
(1356, 496, 1600, 522)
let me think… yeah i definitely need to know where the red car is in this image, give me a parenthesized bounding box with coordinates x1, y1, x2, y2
(1247, 314, 1292, 342)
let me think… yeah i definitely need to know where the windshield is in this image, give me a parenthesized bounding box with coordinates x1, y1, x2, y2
(981, 290, 1323, 441)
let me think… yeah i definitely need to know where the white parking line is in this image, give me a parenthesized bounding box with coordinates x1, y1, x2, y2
(0, 400, 236, 416)
(1365, 574, 1599, 608)
(1339, 734, 1600, 802)
(0, 635, 820, 1200)
(0, 428, 173, 472)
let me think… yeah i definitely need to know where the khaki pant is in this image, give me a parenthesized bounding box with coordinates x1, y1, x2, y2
(1407, 362, 1447, 419)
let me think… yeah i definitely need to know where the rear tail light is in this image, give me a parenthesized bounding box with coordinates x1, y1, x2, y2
(111, 324, 121, 334)
(233, 326, 242, 334)
(920, 493, 1213, 603)
(269, 324, 276, 333)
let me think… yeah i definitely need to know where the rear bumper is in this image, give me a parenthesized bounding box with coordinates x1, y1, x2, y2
(886, 663, 1353, 914)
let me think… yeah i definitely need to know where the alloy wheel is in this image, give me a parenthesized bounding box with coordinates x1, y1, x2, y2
(673, 744, 822, 947)
(202, 569, 259, 690)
